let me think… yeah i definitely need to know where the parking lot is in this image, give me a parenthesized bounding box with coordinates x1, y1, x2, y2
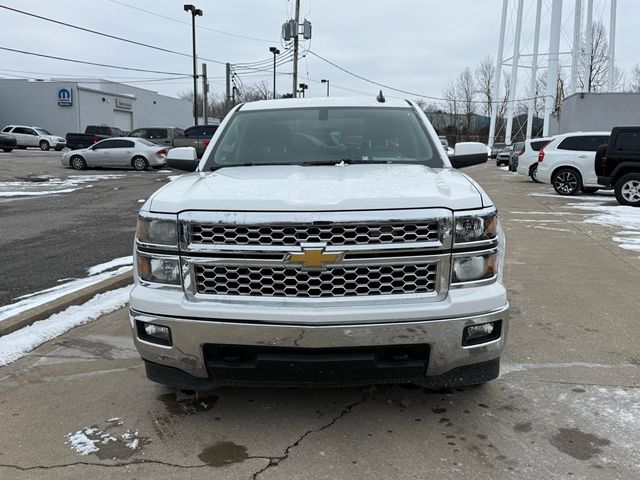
(0, 156, 638, 479)
(0, 149, 175, 305)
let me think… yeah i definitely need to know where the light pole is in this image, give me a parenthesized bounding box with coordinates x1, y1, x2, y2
(184, 4, 202, 126)
(269, 47, 280, 99)
(299, 83, 308, 98)
(321, 79, 329, 97)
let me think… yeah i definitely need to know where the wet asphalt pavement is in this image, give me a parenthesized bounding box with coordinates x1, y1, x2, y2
(0, 149, 174, 305)
(0, 154, 639, 479)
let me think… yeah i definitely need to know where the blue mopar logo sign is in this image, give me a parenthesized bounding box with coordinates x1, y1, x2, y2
(57, 88, 72, 106)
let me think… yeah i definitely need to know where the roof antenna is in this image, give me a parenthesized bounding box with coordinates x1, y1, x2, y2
(376, 90, 386, 103)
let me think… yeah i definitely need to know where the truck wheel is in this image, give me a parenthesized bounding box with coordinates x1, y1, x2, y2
(614, 173, 640, 206)
(2, 148, 12, 153)
(530, 164, 541, 183)
(580, 187, 599, 194)
(552, 168, 582, 196)
(132, 156, 149, 171)
(39, 140, 50, 151)
(70, 156, 87, 170)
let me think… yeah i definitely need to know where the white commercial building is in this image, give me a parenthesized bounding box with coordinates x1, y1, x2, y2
(0, 78, 193, 137)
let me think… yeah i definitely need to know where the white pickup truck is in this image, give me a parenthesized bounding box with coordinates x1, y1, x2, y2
(130, 96, 508, 390)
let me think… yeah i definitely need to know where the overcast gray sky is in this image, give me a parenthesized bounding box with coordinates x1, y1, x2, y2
(0, 0, 637, 102)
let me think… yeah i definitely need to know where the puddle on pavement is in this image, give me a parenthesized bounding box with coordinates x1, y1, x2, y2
(550, 427, 611, 461)
(198, 441, 249, 467)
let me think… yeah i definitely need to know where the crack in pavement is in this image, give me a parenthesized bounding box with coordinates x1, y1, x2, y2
(251, 389, 369, 480)
(0, 455, 276, 471)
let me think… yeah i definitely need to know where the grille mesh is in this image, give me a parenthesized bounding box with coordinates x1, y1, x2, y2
(190, 223, 439, 247)
(194, 264, 437, 298)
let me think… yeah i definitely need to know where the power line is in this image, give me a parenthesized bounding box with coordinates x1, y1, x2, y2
(0, 4, 227, 66)
(109, 0, 277, 44)
(308, 50, 549, 104)
(0, 46, 188, 76)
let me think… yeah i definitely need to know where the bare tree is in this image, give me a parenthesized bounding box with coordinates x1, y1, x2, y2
(578, 21, 623, 92)
(475, 56, 495, 117)
(442, 80, 459, 141)
(456, 68, 476, 136)
(628, 64, 640, 93)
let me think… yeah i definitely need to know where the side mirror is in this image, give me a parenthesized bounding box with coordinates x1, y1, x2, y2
(449, 142, 488, 169)
(167, 147, 199, 172)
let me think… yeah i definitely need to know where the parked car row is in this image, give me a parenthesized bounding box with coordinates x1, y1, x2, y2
(501, 127, 640, 207)
(61, 138, 169, 171)
(0, 125, 66, 151)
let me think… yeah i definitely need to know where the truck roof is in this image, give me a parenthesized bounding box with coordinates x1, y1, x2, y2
(240, 96, 411, 111)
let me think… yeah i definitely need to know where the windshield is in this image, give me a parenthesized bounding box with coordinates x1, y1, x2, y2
(204, 106, 443, 170)
(36, 128, 52, 135)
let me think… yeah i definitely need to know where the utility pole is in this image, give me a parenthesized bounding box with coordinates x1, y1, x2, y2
(225, 62, 231, 111)
(505, 0, 524, 145)
(543, 0, 563, 137)
(321, 79, 329, 96)
(608, 0, 617, 91)
(488, 0, 509, 147)
(584, 0, 594, 92)
(292, 0, 300, 97)
(201, 63, 208, 125)
(570, 0, 583, 94)
(269, 47, 280, 99)
(183, 4, 202, 126)
(526, 0, 543, 140)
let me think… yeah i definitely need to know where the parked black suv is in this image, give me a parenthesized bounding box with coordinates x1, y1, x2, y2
(596, 126, 640, 206)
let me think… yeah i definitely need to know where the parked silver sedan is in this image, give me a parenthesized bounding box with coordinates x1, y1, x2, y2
(61, 138, 167, 171)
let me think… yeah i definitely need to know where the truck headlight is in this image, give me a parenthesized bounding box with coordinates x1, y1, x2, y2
(136, 253, 181, 285)
(452, 250, 499, 285)
(136, 213, 178, 247)
(454, 209, 498, 244)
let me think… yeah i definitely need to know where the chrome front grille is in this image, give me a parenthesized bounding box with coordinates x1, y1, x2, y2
(193, 263, 438, 298)
(190, 222, 440, 247)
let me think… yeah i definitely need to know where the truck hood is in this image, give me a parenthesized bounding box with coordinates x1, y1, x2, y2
(147, 164, 486, 213)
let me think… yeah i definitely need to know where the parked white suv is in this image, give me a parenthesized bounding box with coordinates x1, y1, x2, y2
(129, 97, 509, 390)
(516, 137, 553, 182)
(0, 125, 66, 151)
(536, 131, 610, 195)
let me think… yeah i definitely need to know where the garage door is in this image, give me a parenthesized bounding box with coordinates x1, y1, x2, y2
(113, 110, 133, 132)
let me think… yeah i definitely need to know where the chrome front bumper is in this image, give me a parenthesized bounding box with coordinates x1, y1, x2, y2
(130, 304, 509, 384)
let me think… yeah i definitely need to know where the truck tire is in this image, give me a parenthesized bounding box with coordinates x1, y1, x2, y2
(614, 173, 640, 206)
(2, 148, 12, 153)
(552, 168, 582, 196)
(132, 156, 149, 171)
(39, 140, 50, 151)
(70, 155, 87, 170)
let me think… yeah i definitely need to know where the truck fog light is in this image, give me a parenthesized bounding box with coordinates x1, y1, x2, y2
(136, 253, 181, 285)
(137, 321, 172, 346)
(452, 251, 498, 284)
(462, 321, 501, 346)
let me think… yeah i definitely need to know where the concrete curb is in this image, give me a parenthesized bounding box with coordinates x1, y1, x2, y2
(0, 271, 133, 337)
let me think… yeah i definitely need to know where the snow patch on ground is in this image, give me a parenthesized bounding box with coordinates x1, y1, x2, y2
(0, 174, 125, 198)
(567, 201, 640, 251)
(66, 421, 146, 457)
(0, 264, 131, 322)
(67, 430, 99, 455)
(86, 256, 133, 276)
(0, 286, 131, 366)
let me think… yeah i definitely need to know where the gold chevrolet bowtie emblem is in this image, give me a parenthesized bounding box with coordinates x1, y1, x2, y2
(287, 248, 343, 269)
